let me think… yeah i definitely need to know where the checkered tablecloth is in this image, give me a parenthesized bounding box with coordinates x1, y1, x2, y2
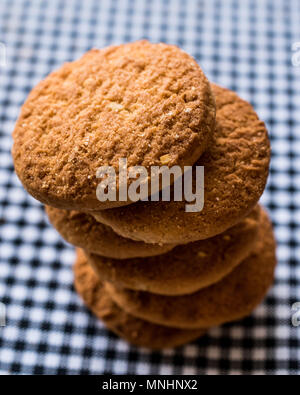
(0, 0, 300, 375)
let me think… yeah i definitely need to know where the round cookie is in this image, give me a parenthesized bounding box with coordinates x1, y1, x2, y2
(87, 205, 261, 295)
(94, 83, 270, 244)
(74, 249, 207, 349)
(45, 206, 175, 259)
(105, 209, 277, 329)
(12, 40, 215, 211)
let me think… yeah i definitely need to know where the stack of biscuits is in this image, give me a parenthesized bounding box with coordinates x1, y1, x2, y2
(12, 41, 276, 349)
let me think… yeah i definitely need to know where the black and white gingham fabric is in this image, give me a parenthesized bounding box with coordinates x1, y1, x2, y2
(0, 0, 300, 375)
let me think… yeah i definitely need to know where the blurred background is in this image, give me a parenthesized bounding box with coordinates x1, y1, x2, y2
(0, 0, 299, 375)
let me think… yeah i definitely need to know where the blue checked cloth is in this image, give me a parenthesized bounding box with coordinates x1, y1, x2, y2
(0, 0, 300, 375)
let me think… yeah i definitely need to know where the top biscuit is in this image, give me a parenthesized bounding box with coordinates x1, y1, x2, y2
(12, 40, 216, 211)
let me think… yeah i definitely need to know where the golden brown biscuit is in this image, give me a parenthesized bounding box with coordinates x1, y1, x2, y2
(74, 249, 206, 349)
(105, 209, 277, 329)
(45, 206, 175, 259)
(12, 40, 215, 211)
(94, 84, 270, 244)
(87, 205, 261, 295)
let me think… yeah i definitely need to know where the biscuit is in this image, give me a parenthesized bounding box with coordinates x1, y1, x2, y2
(105, 209, 277, 329)
(12, 40, 215, 211)
(87, 205, 261, 295)
(74, 249, 207, 349)
(45, 206, 175, 259)
(94, 84, 270, 244)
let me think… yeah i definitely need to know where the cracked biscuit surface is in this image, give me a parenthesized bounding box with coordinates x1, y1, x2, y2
(87, 205, 261, 295)
(74, 249, 207, 349)
(12, 40, 215, 211)
(94, 84, 271, 244)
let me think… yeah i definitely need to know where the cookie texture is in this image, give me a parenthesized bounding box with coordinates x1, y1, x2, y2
(45, 206, 175, 259)
(105, 209, 277, 329)
(94, 83, 270, 244)
(88, 205, 260, 295)
(12, 40, 215, 211)
(74, 249, 206, 349)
